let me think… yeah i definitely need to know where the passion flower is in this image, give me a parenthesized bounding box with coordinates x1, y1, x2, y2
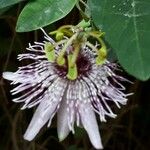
(3, 24, 132, 149)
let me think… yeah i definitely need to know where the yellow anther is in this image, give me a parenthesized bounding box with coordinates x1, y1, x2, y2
(96, 44, 107, 65)
(57, 55, 65, 66)
(56, 31, 64, 41)
(44, 42, 55, 62)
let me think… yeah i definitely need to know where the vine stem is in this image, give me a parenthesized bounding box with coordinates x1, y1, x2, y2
(79, 0, 89, 9)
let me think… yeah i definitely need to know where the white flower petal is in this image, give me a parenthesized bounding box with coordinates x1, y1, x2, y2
(24, 99, 59, 141)
(79, 103, 103, 149)
(3, 72, 15, 81)
(57, 98, 70, 141)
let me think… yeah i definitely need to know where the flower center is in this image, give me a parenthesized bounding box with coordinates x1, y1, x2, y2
(54, 52, 92, 80)
(45, 24, 108, 80)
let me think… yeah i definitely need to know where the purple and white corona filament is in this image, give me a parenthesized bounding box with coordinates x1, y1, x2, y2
(3, 26, 131, 149)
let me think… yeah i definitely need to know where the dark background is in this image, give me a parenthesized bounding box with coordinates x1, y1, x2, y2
(0, 3, 150, 150)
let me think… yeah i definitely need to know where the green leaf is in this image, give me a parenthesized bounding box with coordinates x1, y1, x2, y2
(16, 0, 77, 32)
(0, 0, 23, 9)
(89, 0, 150, 81)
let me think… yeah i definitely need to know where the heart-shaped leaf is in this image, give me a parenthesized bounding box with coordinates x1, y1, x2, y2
(89, 0, 150, 81)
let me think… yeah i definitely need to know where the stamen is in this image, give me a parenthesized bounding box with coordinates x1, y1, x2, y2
(44, 42, 55, 62)
(96, 45, 107, 65)
(55, 31, 64, 41)
(87, 31, 107, 65)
